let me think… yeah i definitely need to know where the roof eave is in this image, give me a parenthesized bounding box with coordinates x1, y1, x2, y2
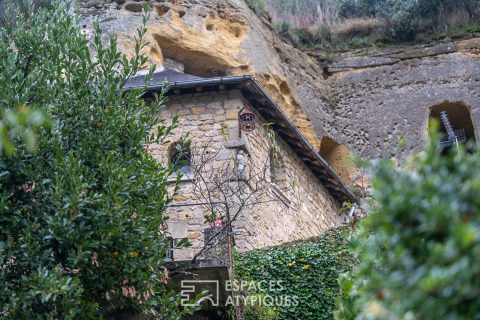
(244, 79, 359, 204)
(130, 75, 359, 204)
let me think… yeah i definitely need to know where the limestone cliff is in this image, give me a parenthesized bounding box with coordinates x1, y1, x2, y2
(80, 0, 325, 149)
(80, 0, 480, 172)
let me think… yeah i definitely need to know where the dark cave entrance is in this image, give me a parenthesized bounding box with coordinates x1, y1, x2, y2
(429, 101, 476, 154)
(153, 35, 229, 78)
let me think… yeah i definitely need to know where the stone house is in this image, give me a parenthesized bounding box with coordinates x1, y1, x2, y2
(127, 66, 358, 270)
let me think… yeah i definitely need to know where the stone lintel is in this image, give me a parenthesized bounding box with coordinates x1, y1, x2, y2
(224, 138, 249, 154)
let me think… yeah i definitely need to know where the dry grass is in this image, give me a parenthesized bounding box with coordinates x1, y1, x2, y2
(332, 18, 386, 39)
(266, 0, 341, 29)
(442, 8, 479, 31)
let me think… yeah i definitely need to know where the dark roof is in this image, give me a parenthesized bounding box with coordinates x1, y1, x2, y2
(126, 69, 359, 204)
(125, 68, 204, 89)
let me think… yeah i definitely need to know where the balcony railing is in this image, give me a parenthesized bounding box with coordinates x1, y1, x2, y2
(165, 227, 229, 267)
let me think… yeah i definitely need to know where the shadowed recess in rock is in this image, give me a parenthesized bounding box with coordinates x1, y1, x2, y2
(319, 136, 354, 184)
(429, 101, 477, 150)
(152, 34, 231, 77)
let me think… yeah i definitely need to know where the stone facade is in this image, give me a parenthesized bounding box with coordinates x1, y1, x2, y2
(149, 89, 341, 262)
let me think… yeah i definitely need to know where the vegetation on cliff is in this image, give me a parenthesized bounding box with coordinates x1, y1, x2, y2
(336, 140, 480, 319)
(247, 0, 480, 52)
(0, 1, 194, 318)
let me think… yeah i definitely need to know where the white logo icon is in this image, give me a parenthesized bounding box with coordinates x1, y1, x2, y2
(180, 280, 219, 307)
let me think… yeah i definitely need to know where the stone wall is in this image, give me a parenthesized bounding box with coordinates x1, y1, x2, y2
(149, 90, 340, 262)
(236, 107, 340, 251)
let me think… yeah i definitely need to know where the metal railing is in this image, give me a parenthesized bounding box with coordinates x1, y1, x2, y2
(438, 128, 466, 149)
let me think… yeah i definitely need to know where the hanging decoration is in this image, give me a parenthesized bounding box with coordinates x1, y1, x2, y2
(238, 105, 256, 133)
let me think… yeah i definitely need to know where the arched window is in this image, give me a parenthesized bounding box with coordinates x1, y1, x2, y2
(169, 140, 191, 175)
(429, 101, 476, 153)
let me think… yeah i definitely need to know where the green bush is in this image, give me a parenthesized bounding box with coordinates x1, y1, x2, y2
(262, 0, 480, 50)
(0, 1, 192, 318)
(235, 228, 356, 320)
(245, 0, 266, 14)
(335, 142, 480, 319)
(243, 292, 279, 320)
(339, 0, 480, 40)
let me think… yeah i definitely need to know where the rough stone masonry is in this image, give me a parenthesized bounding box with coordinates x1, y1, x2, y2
(149, 88, 342, 262)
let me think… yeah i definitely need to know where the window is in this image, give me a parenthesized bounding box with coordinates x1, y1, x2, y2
(165, 237, 174, 262)
(169, 140, 191, 175)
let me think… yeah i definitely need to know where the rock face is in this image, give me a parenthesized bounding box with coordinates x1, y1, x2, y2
(80, 1, 480, 163)
(80, 0, 324, 149)
(322, 38, 480, 160)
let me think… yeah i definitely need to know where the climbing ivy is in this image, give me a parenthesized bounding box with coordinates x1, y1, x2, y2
(234, 228, 356, 320)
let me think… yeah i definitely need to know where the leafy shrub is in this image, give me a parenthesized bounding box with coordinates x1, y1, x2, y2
(440, 24, 480, 39)
(245, 0, 266, 14)
(235, 228, 356, 320)
(262, 0, 480, 50)
(0, 1, 191, 318)
(339, 0, 480, 40)
(332, 18, 385, 40)
(273, 20, 291, 37)
(267, 0, 342, 28)
(243, 292, 279, 320)
(293, 28, 314, 45)
(335, 142, 480, 319)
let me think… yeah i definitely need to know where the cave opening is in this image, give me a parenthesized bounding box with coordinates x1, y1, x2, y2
(429, 101, 476, 154)
(153, 35, 229, 78)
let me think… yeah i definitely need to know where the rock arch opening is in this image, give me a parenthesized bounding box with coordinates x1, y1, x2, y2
(152, 34, 230, 77)
(429, 101, 476, 153)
